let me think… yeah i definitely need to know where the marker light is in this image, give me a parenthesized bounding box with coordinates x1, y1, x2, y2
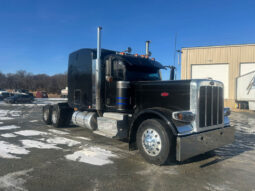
(172, 111, 196, 122)
(161, 92, 169, 97)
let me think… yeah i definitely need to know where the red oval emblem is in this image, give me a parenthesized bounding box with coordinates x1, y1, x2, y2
(161, 92, 169, 97)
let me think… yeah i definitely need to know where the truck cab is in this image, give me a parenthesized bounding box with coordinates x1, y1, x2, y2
(42, 28, 235, 165)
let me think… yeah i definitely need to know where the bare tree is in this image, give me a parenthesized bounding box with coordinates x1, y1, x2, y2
(0, 70, 67, 94)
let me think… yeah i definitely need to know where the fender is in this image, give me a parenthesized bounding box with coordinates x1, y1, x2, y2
(128, 107, 178, 150)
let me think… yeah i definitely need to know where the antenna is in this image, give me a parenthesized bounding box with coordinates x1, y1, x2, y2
(173, 33, 177, 67)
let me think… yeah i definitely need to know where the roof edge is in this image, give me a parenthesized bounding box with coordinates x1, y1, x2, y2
(182, 43, 255, 50)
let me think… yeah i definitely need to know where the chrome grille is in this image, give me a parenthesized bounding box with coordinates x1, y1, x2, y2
(199, 86, 223, 127)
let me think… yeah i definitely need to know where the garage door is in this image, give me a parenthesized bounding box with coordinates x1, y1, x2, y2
(191, 64, 229, 98)
(240, 63, 255, 76)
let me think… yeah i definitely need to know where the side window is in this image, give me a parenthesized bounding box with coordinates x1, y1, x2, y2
(113, 61, 125, 80)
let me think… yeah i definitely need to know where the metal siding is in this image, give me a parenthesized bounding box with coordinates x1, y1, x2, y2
(191, 64, 229, 98)
(181, 44, 255, 108)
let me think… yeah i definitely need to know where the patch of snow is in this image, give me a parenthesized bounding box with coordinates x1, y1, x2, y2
(48, 129, 69, 135)
(29, 120, 38, 123)
(65, 147, 117, 166)
(0, 141, 30, 159)
(14, 130, 48, 136)
(76, 136, 92, 141)
(0, 125, 20, 131)
(205, 183, 235, 191)
(0, 169, 33, 191)
(0, 116, 14, 120)
(0, 109, 18, 120)
(46, 137, 80, 147)
(1, 133, 17, 138)
(0, 110, 8, 117)
(21, 140, 61, 149)
(9, 110, 22, 117)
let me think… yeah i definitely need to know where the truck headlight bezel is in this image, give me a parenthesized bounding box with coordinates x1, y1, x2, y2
(172, 111, 196, 123)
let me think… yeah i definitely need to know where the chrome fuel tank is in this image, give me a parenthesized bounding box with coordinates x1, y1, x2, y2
(72, 111, 97, 130)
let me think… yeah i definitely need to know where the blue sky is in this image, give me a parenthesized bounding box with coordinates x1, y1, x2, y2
(0, 0, 255, 80)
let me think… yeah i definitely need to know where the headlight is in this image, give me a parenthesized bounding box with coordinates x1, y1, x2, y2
(224, 107, 231, 116)
(172, 111, 196, 122)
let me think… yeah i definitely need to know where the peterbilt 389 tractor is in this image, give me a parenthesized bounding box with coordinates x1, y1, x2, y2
(42, 27, 235, 165)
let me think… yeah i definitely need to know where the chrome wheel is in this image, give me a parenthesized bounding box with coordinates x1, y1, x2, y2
(52, 110, 57, 124)
(142, 128, 162, 156)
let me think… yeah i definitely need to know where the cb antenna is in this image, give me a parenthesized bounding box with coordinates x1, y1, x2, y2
(173, 33, 177, 67)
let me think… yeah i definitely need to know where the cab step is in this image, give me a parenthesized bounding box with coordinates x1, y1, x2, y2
(95, 113, 130, 139)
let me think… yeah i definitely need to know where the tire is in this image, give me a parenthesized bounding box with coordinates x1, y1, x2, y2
(136, 118, 174, 165)
(52, 104, 73, 128)
(42, 105, 52, 124)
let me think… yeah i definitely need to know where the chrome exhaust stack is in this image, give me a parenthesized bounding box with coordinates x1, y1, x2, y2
(96, 26, 102, 111)
(145, 40, 151, 57)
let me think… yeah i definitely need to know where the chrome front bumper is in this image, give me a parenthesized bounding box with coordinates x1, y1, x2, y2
(176, 126, 235, 161)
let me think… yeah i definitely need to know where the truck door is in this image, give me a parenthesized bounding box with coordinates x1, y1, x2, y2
(105, 59, 125, 108)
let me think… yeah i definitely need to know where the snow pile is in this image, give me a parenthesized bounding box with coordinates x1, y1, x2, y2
(9, 110, 21, 117)
(1, 133, 17, 138)
(21, 140, 60, 150)
(48, 129, 69, 135)
(0, 141, 30, 159)
(46, 137, 80, 147)
(0, 169, 33, 191)
(14, 130, 48, 136)
(65, 147, 118, 166)
(0, 125, 20, 131)
(29, 120, 38, 123)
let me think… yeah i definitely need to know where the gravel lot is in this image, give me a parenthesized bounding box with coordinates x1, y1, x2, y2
(0, 100, 255, 191)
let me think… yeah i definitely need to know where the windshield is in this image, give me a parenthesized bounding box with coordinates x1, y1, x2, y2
(126, 69, 161, 81)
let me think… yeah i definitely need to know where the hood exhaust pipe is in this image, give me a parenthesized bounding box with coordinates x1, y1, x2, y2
(145, 40, 151, 57)
(96, 26, 102, 111)
(170, 66, 176, 80)
(164, 65, 176, 80)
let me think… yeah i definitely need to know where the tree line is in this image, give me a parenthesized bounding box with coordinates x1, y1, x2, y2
(0, 70, 67, 94)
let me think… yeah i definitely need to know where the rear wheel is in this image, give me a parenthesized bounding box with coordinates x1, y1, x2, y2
(52, 104, 73, 128)
(42, 105, 52, 124)
(136, 118, 174, 165)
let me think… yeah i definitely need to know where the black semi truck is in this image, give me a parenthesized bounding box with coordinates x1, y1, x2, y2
(42, 27, 235, 165)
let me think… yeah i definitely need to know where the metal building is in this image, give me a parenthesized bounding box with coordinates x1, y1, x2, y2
(181, 44, 255, 108)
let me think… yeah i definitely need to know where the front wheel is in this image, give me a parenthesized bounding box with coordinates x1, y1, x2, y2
(136, 118, 174, 165)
